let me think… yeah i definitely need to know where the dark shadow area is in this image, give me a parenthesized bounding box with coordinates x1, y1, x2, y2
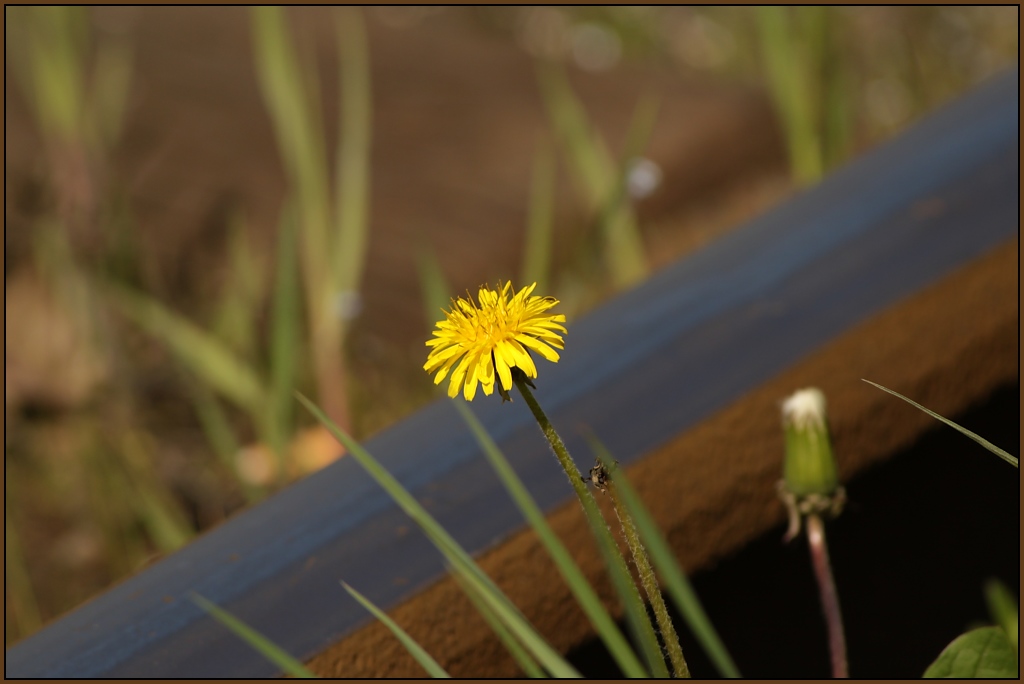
(567, 382, 1019, 678)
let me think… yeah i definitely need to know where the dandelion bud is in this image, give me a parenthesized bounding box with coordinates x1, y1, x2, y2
(781, 388, 838, 497)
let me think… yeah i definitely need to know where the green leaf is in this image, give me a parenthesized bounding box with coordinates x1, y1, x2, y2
(190, 592, 318, 678)
(296, 393, 582, 678)
(341, 582, 451, 678)
(453, 401, 649, 678)
(924, 626, 1018, 678)
(584, 431, 742, 678)
(862, 380, 1018, 468)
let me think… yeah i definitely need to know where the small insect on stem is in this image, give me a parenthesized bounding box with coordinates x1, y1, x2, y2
(586, 459, 610, 493)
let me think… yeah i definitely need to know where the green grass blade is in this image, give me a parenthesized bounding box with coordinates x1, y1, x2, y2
(185, 379, 264, 503)
(119, 433, 193, 553)
(596, 94, 657, 288)
(862, 380, 1018, 468)
(984, 579, 1018, 653)
(450, 558, 580, 677)
(755, 6, 822, 184)
(447, 569, 545, 678)
(212, 211, 264, 362)
(332, 7, 372, 295)
(536, 61, 611, 208)
(26, 6, 88, 144)
(521, 141, 556, 294)
(103, 281, 267, 414)
(415, 244, 453, 333)
(266, 199, 302, 463)
(536, 61, 646, 288)
(90, 33, 134, 147)
(189, 592, 318, 678)
(5, 499, 43, 638)
(584, 432, 742, 678)
(454, 401, 649, 678)
(296, 394, 582, 678)
(341, 582, 451, 678)
(250, 5, 331, 300)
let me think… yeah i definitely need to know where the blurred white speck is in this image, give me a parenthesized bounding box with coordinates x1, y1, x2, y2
(627, 157, 662, 199)
(334, 290, 363, 321)
(571, 22, 622, 72)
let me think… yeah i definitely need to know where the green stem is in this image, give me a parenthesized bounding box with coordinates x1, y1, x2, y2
(514, 374, 670, 678)
(606, 477, 690, 678)
(806, 513, 847, 678)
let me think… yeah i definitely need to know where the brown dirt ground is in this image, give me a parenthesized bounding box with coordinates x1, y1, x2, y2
(306, 240, 1018, 677)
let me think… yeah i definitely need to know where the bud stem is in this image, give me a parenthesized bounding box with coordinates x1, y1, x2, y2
(806, 513, 848, 678)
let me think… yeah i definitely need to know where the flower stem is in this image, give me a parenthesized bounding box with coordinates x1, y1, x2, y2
(514, 374, 670, 678)
(605, 476, 690, 678)
(806, 513, 847, 678)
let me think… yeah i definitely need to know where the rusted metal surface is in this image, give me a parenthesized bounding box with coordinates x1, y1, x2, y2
(6, 69, 1018, 677)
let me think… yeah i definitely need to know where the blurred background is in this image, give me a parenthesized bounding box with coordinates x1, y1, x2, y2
(4, 6, 1018, 646)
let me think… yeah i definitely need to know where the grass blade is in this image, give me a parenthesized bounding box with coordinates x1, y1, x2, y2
(332, 6, 372, 295)
(415, 244, 453, 334)
(103, 281, 267, 415)
(267, 199, 302, 463)
(5, 499, 43, 638)
(536, 61, 611, 208)
(341, 581, 451, 678)
(212, 210, 265, 363)
(185, 379, 264, 503)
(251, 6, 347, 428)
(984, 579, 1018, 653)
(250, 5, 331, 280)
(296, 393, 582, 677)
(454, 401, 649, 678)
(189, 592, 317, 678)
(447, 569, 545, 678)
(862, 379, 1018, 468)
(755, 5, 822, 184)
(537, 61, 646, 288)
(521, 141, 556, 294)
(584, 432, 742, 678)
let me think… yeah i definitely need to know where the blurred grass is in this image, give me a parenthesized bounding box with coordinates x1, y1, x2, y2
(537, 61, 649, 291)
(251, 6, 373, 433)
(4, 4, 1018, 650)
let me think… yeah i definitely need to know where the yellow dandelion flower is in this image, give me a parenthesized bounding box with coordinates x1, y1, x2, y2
(424, 281, 567, 401)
